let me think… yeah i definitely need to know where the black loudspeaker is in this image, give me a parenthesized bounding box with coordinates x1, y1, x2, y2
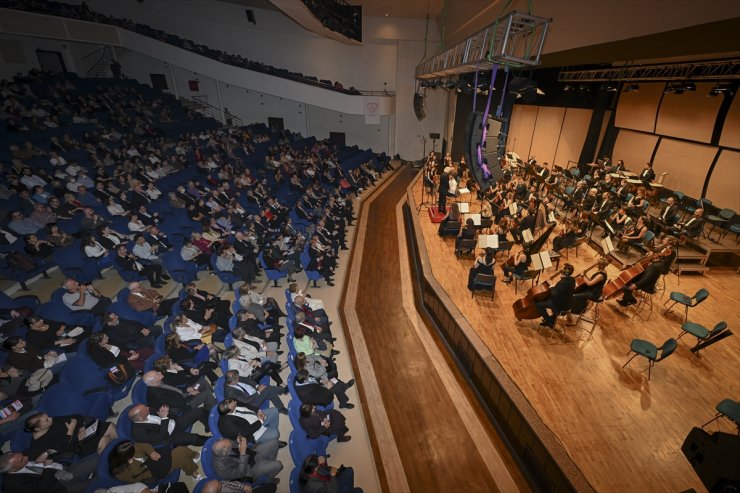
(682, 427, 740, 492)
(413, 92, 427, 121)
(246, 9, 256, 24)
(329, 132, 345, 148)
(464, 111, 503, 191)
(429, 132, 440, 139)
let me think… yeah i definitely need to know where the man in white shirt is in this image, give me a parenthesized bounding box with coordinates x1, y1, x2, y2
(132, 234, 165, 267)
(128, 403, 208, 447)
(0, 450, 93, 493)
(216, 398, 283, 446)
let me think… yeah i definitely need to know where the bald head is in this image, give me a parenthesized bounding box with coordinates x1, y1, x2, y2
(142, 371, 161, 386)
(128, 404, 148, 421)
(294, 295, 305, 306)
(212, 438, 233, 457)
(202, 480, 224, 493)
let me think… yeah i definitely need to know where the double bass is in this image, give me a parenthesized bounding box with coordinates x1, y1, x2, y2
(601, 254, 656, 300)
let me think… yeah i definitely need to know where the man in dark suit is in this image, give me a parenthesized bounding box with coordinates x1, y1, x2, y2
(671, 208, 705, 238)
(223, 370, 287, 413)
(141, 370, 215, 428)
(298, 403, 350, 442)
(535, 263, 576, 328)
(618, 257, 665, 306)
(102, 311, 161, 350)
(115, 244, 166, 288)
(654, 197, 680, 233)
(437, 169, 450, 214)
(128, 402, 208, 447)
(294, 369, 355, 409)
(0, 451, 91, 493)
(216, 399, 283, 446)
(210, 436, 282, 483)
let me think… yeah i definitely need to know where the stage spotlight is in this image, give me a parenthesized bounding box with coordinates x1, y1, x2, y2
(624, 83, 639, 92)
(708, 83, 734, 97)
(683, 81, 696, 92)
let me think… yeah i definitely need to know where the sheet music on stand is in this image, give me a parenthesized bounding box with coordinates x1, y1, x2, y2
(478, 234, 499, 249)
(601, 236, 615, 255)
(457, 202, 470, 213)
(522, 229, 534, 243)
(458, 188, 470, 195)
(548, 211, 556, 223)
(604, 221, 615, 236)
(464, 213, 481, 226)
(509, 203, 518, 215)
(530, 251, 553, 271)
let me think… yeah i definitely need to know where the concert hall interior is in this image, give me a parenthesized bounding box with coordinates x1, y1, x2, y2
(0, 1, 739, 493)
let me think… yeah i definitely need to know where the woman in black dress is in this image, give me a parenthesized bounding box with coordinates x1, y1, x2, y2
(24, 411, 117, 460)
(468, 248, 496, 291)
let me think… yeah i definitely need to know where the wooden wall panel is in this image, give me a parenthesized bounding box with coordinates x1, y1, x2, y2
(720, 95, 740, 150)
(706, 149, 740, 211)
(611, 129, 659, 172)
(653, 138, 718, 199)
(614, 82, 664, 133)
(507, 104, 537, 160)
(656, 82, 723, 143)
(529, 106, 566, 166)
(554, 108, 592, 167)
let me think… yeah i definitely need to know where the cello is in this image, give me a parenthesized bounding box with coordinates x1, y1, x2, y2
(601, 253, 655, 300)
(511, 266, 567, 320)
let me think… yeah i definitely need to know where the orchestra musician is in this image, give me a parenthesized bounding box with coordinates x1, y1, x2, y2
(552, 220, 578, 253)
(616, 216, 648, 252)
(617, 255, 665, 307)
(569, 258, 610, 316)
(536, 263, 576, 328)
(501, 244, 531, 284)
(670, 208, 705, 238)
(653, 196, 680, 233)
(467, 247, 496, 291)
(639, 162, 656, 184)
(437, 168, 450, 214)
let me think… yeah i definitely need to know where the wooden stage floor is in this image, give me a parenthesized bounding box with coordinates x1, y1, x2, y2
(340, 166, 529, 493)
(411, 177, 740, 492)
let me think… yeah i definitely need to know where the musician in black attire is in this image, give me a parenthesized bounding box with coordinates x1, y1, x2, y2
(639, 162, 656, 184)
(570, 258, 610, 315)
(617, 257, 665, 306)
(536, 263, 576, 328)
(437, 170, 450, 214)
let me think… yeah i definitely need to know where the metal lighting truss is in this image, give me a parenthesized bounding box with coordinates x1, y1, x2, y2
(415, 11, 552, 79)
(558, 59, 740, 83)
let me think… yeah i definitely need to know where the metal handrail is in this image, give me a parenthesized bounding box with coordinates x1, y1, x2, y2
(189, 95, 244, 127)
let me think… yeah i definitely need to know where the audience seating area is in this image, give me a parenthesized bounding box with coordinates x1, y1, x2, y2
(1, 0, 362, 95)
(0, 70, 390, 493)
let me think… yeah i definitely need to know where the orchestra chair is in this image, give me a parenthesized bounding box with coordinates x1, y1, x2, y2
(513, 269, 537, 294)
(701, 399, 740, 435)
(574, 297, 604, 340)
(455, 238, 477, 257)
(471, 274, 496, 300)
(439, 220, 462, 240)
(630, 287, 656, 321)
(548, 310, 573, 342)
(675, 321, 727, 354)
(706, 208, 735, 242)
(564, 236, 588, 260)
(622, 337, 677, 380)
(664, 288, 709, 323)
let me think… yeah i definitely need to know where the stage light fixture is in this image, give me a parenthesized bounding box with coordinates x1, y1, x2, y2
(624, 83, 639, 92)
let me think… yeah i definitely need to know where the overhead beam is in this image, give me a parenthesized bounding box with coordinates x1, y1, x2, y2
(558, 58, 740, 82)
(415, 11, 552, 80)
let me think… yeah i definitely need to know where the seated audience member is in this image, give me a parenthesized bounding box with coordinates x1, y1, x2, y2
(107, 440, 201, 483)
(102, 311, 161, 350)
(202, 478, 277, 493)
(294, 369, 355, 409)
(299, 454, 363, 493)
(299, 403, 351, 442)
(234, 310, 281, 346)
(210, 437, 283, 483)
(7, 210, 43, 236)
(164, 332, 219, 381)
(128, 403, 208, 448)
(24, 411, 117, 465)
(24, 234, 55, 258)
(216, 398, 283, 446)
(115, 245, 167, 287)
(0, 451, 93, 493)
(61, 278, 111, 316)
(44, 224, 74, 248)
(127, 281, 177, 316)
(222, 369, 287, 413)
(2, 337, 69, 375)
(81, 235, 113, 268)
(294, 351, 338, 383)
(181, 237, 210, 266)
(171, 313, 226, 345)
(23, 315, 86, 353)
(141, 370, 214, 427)
(87, 332, 150, 373)
(182, 282, 232, 329)
(293, 322, 333, 359)
(222, 345, 286, 387)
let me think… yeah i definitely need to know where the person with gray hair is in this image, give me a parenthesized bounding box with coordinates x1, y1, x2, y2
(0, 451, 92, 493)
(223, 369, 287, 413)
(211, 436, 283, 484)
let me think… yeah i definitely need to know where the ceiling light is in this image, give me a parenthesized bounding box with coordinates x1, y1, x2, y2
(563, 84, 572, 91)
(708, 83, 733, 97)
(683, 81, 696, 92)
(624, 83, 639, 92)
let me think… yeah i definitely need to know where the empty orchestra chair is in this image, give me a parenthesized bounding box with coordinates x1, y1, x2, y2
(623, 338, 677, 380)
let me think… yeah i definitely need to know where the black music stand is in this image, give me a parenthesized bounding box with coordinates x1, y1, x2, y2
(417, 170, 436, 212)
